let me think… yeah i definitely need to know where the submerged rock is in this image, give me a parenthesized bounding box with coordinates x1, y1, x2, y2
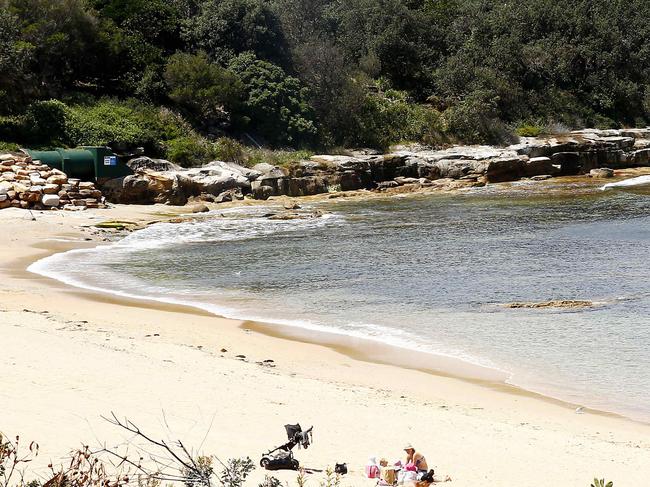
(589, 168, 614, 178)
(504, 300, 593, 309)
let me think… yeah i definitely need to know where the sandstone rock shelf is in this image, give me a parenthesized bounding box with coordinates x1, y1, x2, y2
(101, 128, 650, 205)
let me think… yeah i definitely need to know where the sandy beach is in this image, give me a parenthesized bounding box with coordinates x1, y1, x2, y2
(1, 203, 650, 487)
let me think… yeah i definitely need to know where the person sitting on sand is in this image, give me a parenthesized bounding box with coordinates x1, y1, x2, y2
(404, 443, 428, 475)
(403, 444, 452, 484)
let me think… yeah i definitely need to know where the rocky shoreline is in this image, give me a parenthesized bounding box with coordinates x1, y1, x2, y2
(101, 128, 650, 205)
(2, 128, 650, 210)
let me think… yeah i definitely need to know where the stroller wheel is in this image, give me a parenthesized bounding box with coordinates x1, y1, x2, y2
(291, 459, 300, 470)
(260, 458, 270, 468)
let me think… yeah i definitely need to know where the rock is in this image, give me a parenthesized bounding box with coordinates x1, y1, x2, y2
(41, 194, 60, 207)
(589, 168, 614, 178)
(21, 192, 41, 203)
(283, 201, 301, 210)
(47, 174, 68, 185)
(267, 212, 303, 220)
(485, 156, 526, 182)
(187, 203, 210, 213)
(394, 176, 420, 185)
(376, 180, 400, 189)
(551, 152, 582, 175)
(504, 300, 593, 309)
(253, 185, 274, 200)
(214, 191, 232, 203)
(30, 176, 47, 185)
(0, 194, 7, 202)
(523, 157, 559, 177)
(530, 175, 553, 181)
(43, 183, 60, 194)
(252, 163, 287, 179)
(127, 156, 182, 173)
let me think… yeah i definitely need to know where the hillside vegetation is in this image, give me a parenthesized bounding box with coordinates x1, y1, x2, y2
(1, 0, 650, 165)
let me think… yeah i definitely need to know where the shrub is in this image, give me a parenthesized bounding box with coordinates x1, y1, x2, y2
(24, 100, 69, 144)
(65, 99, 192, 154)
(245, 148, 313, 167)
(516, 124, 543, 137)
(590, 479, 613, 487)
(0, 116, 27, 142)
(353, 87, 446, 150)
(66, 99, 159, 150)
(0, 141, 20, 152)
(214, 137, 247, 165)
(165, 136, 216, 167)
(444, 92, 518, 145)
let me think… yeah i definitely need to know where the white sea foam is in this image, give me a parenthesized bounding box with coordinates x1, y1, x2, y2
(602, 175, 650, 190)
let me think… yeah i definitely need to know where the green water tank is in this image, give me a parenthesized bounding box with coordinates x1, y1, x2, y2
(23, 149, 65, 171)
(24, 147, 133, 181)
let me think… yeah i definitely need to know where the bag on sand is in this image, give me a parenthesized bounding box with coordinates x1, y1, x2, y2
(381, 467, 398, 485)
(335, 463, 347, 475)
(365, 465, 380, 479)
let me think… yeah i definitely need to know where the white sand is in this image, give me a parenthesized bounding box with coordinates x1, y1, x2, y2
(1, 205, 649, 487)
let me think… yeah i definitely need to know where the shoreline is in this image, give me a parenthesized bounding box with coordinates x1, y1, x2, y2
(2, 199, 650, 486)
(26, 242, 644, 425)
(21, 186, 650, 425)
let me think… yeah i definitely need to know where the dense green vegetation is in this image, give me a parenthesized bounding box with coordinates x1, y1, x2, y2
(2, 0, 650, 165)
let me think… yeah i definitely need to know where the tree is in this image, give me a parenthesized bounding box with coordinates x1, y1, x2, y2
(328, 0, 439, 97)
(7, 0, 109, 99)
(0, 8, 33, 113)
(184, 0, 289, 67)
(165, 51, 243, 129)
(228, 53, 317, 146)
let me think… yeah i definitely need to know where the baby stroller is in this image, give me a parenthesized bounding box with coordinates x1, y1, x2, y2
(260, 423, 313, 471)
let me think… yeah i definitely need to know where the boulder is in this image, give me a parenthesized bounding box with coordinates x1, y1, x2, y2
(552, 152, 581, 175)
(127, 156, 182, 173)
(523, 157, 559, 177)
(485, 157, 526, 182)
(214, 191, 233, 203)
(41, 194, 60, 207)
(187, 203, 210, 213)
(589, 168, 614, 178)
(252, 163, 287, 179)
(253, 185, 274, 200)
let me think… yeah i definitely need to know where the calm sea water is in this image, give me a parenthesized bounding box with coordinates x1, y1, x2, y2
(31, 181, 650, 421)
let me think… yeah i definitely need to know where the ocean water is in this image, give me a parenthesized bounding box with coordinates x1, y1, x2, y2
(30, 181, 650, 421)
